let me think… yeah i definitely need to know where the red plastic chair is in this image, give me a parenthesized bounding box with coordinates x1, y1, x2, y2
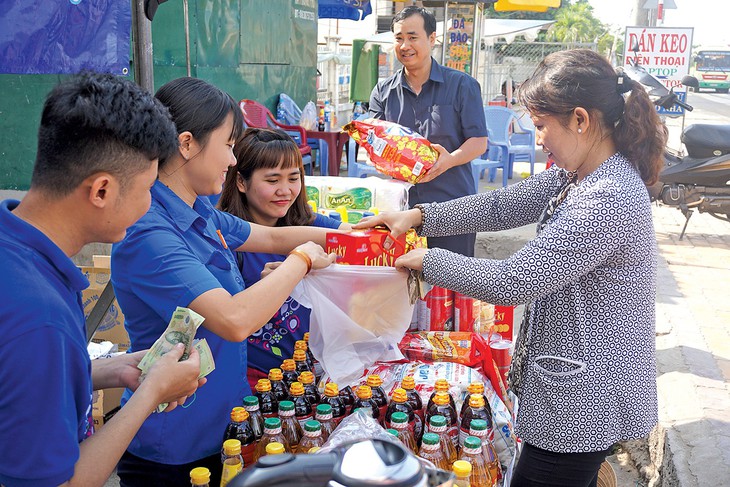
(239, 99, 313, 174)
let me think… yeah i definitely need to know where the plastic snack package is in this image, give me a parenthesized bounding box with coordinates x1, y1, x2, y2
(343, 118, 438, 183)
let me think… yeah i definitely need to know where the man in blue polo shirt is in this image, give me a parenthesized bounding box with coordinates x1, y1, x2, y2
(0, 72, 205, 487)
(369, 6, 488, 257)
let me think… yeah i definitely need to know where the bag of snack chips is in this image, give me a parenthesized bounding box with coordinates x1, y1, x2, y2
(344, 118, 438, 183)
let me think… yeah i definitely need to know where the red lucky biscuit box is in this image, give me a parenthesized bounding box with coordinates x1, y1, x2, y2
(326, 228, 407, 266)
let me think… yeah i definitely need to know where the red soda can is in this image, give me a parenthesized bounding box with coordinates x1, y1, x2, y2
(490, 339, 513, 386)
(454, 293, 480, 332)
(425, 286, 454, 332)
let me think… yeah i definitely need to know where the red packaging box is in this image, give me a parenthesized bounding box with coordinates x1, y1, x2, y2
(493, 305, 515, 341)
(326, 229, 407, 266)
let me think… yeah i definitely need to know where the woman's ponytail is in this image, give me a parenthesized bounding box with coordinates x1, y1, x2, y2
(613, 79, 667, 185)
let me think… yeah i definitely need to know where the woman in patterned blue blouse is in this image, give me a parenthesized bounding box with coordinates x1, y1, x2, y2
(355, 49, 666, 487)
(217, 128, 347, 389)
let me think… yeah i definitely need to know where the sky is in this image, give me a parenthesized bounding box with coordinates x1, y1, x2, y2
(587, 0, 730, 48)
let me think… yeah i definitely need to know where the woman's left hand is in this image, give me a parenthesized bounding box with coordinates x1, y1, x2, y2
(261, 261, 283, 279)
(394, 248, 428, 272)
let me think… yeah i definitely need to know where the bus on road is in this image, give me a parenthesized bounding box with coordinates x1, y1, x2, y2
(690, 48, 730, 93)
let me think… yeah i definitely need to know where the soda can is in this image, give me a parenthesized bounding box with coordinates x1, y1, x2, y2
(454, 293, 480, 332)
(490, 339, 513, 386)
(424, 286, 454, 331)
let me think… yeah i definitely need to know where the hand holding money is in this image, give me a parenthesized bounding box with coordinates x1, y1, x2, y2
(137, 307, 216, 412)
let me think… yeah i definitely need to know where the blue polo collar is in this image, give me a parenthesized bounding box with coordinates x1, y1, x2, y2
(151, 180, 213, 232)
(0, 199, 88, 292)
(396, 57, 445, 91)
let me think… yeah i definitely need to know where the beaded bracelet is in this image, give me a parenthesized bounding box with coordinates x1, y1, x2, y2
(288, 249, 313, 274)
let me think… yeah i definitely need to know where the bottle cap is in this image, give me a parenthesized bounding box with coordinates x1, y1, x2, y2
(299, 371, 315, 385)
(464, 436, 482, 449)
(304, 420, 322, 432)
(324, 382, 340, 397)
(290, 382, 305, 396)
(308, 447, 321, 454)
(467, 382, 485, 394)
(293, 350, 307, 361)
(243, 395, 259, 408)
(401, 376, 416, 390)
(468, 394, 485, 408)
(303, 332, 310, 342)
(391, 411, 408, 424)
(278, 400, 295, 412)
(385, 428, 399, 438)
(421, 432, 440, 446)
(316, 403, 333, 416)
(429, 414, 447, 427)
(266, 442, 285, 455)
(264, 417, 282, 429)
(434, 378, 449, 392)
(391, 388, 408, 403)
(295, 340, 308, 351)
(356, 385, 372, 399)
(366, 375, 383, 387)
(432, 391, 450, 406)
(281, 359, 296, 371)
(452, 460, 472, 477)
(190, 467, 211, 484)
(470, 419, 488, 431)
(223, 439, 242, 455)
(268, 368, 284, 381)
(230, 407, 249, 422)
(256, 378, 272, 392)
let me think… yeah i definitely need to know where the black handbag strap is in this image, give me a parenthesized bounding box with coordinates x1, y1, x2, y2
(85, 281, 116, 343)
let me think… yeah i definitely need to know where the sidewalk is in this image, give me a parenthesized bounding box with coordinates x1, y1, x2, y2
(649, 205, 730, 486)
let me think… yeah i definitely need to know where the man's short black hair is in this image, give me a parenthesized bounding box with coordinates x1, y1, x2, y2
(31, 72, 178, 197)
(391, 6, 437, 36)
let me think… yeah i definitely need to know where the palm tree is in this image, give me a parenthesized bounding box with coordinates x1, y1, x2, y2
(547, 1, 606, 44)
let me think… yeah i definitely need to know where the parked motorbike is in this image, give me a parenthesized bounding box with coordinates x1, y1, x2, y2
(623, 57, 730, 239)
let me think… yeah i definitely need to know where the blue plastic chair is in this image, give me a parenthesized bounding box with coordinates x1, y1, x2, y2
(471, 133, 509, 190)
(484, 106, 536, 181)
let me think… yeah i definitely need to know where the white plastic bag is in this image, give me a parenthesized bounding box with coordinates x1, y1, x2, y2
(299, 100, 318, 131)
(291, 265, 414, 386)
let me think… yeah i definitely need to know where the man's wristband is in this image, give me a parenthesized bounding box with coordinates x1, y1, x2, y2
(288, 249, 313, 274)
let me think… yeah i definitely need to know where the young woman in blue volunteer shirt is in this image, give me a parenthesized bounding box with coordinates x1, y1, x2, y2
(217, 128, 349, 389)
(110, 78, 336, 487)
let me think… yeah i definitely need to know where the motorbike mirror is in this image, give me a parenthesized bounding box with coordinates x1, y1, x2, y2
(144, 0, 168, 21)
(681, 75, 700, 89)
(227, 439, 425, 487)
(630, 40, 640, 54)
(623, 62, 670, 96)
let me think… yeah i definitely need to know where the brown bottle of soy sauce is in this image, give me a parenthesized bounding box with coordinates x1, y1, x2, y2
(280, 359, 299, 390)
(268, 368, 291, 403)
(385, 388, 423, 445)
(222, 407, 256, 469)
(459, 394, 493, 448)
(289, 381, 314, 429)
(426, 391, 459, 450)
(292, 349, 311, 376)
(321, 382, 348, 424)
(426, 378, 457, 414)
(366, 375, 388, 422)
(459, 382, 488, 419)
(294, 339, 315, 372)
(351, 385, 380, 422)
(298, 371, 321, 406)
(338, 385, 356, 414)
(255, 378, 278, 419)
(401, 376, 424, 428)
